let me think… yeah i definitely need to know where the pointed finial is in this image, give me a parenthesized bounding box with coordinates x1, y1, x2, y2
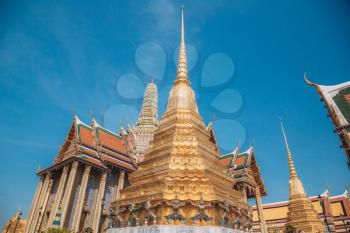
(279, 118, 298, 178)
(344, 185, 350, 199)
(126, 113, 130, 126)
(181, 3, 185, 45)
(100, 106, 106, 127)
(304, 72, 318, 87)
(119, 117, 123, 130)
(37, 164, 42, 173)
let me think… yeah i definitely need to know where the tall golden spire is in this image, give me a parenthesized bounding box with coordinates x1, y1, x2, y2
(165, 4, 199, 114)
(280, 120, 298, 179)
(176, 4, 189, 83)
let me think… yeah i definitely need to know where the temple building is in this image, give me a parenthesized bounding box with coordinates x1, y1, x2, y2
(219, 145, 267, 232)
(2, 210, 26, 233)
(279, 121, 325, 232)
(305, 73, 350, 169)
(4, 3, 345, 233)
(251, 189, 350, 233)
(21, 115, 136, 233)
(120, 81, 158, 163)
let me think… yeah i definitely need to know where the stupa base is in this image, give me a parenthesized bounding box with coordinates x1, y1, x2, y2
(107, 225, 248, 233)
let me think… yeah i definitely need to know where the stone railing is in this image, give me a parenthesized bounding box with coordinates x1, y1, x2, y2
(107, 225, 249, 233)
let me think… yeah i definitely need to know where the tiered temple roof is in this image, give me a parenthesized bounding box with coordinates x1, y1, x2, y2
(38, 115, 136, 175)
(120, 81, 158, 163)
(219, 146, 267, 198)
(305, 73, 350, 169)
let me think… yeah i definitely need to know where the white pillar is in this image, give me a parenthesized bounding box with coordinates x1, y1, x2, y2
(28, 172, 52, 233)
(60, 161, 79, 228)
(92, 171, 107, 232)
(255, 187, 268, 233)
(36, 178, 54, 232)
(71, 165, 91, 232)
(46, 165, 69, 229)
(24, 176, 44, 233)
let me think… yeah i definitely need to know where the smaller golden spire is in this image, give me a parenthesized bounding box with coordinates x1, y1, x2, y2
(280, 119, 298, 179)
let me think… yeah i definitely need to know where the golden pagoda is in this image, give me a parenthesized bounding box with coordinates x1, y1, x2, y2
(110, 5, 251, 229)
(280, 121, 325, 233)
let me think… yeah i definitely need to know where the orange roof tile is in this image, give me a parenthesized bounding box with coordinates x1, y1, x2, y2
(234, 156, 247, 167)
(97, 128, 126, 154)
(78, 125, 94, 148)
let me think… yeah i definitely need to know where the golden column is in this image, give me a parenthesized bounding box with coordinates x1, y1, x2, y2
(92, 171, 107, 232)
(60, 161, 79, 228)
(255, 187, 268, 233)
(46, 165, 69, 229)
(114, 170, 125, 201)
(28, 172, 52, 233)
(71, 164, 91, 232)
(24, 176, 44, 233)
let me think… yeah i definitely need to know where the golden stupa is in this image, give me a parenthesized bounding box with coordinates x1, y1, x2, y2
(110, 5, 250, 228)
(280, 121, 325, 233)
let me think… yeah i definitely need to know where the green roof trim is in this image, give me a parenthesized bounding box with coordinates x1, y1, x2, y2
(333, 86, 350, 124)
(233, 152, 250, 170)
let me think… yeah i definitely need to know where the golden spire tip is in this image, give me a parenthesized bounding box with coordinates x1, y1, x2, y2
(279, 118, 298, 178)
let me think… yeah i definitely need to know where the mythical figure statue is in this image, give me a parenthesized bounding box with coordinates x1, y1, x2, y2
(190, 193, 212, 224)
(165, 194, 186, 224)
(143, 196, 160, 225)
(108, 203, 126, 228)
(218, 200, 231, 227)
(232, 207, 243, 229)
(127, 202, 141, 226)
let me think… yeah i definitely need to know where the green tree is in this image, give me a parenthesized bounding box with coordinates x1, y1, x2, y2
(286, 224, 297, 233)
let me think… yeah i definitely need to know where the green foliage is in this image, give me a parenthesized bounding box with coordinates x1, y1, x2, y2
(84, 227, 93, 233)
(46, 228, 70, 233)
(286, 224, 297, 233)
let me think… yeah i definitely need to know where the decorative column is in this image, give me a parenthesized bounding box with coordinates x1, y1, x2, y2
(36, 178, 54, 232)
(115, 170, 125, 200)
(46, 165, 69, 229)
(60, 161, 79, 228)
(255, 186, 268, 233)
(92, 171, 107, 232)
(71, 165, 91, 233)
(28, 172, 52, 233)
(24, 176, 44, 233)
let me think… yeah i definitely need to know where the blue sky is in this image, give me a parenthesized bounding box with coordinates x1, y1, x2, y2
(1, 0, 350, 226)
